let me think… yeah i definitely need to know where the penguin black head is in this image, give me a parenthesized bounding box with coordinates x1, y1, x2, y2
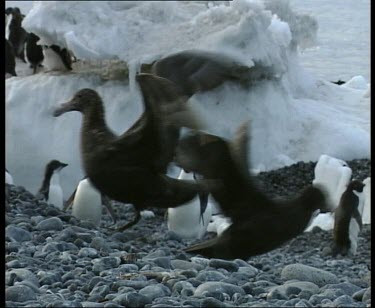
(28, 32, 41, 43)
(347, 180, 365, 193)
(47, 160, 68, 173)
(53, 89, 103, 116)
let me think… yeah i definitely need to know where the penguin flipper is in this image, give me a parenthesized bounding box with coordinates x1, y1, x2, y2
(353, 208, 363, 230)
(229, 121, 251, 178)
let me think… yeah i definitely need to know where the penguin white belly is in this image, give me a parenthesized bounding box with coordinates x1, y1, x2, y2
(305, 212, 334, 232)
(5, 171, 14, 185)
(362, 177, 371, 224)
(348, 190, 365, 255)
(5, 14, 12, 40)
(72, 179, 102, 226)
(43, 48, 67, 71)
(313, 154, 352, 210)
(207, 214, 232, 236)
(48, 184, 64, 210)
(167, 170, 212, 239)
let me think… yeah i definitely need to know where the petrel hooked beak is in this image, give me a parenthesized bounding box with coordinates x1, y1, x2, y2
(53, 97, 79, 117)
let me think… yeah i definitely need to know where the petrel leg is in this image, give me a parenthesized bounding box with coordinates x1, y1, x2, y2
(101, 194, 117, 224)
(109, 210, 142, 232)
(63, 187, 77, 211)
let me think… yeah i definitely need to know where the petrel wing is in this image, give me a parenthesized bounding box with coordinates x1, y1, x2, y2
(229, 121, 251, 179)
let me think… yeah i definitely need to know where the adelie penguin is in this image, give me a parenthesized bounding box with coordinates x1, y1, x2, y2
(53, 73, 219, 231)
(6, 8, 28, 63)
(167, 169, 212, 239)
(64, 177, 117, 227)
(332, 180, 365, 257)
(43, 44, 73, 72)
(24, 33, 44, 74)
(37, 160, 68, 210)
(175, 122, 329, 259)
(6, 39, 17, 77)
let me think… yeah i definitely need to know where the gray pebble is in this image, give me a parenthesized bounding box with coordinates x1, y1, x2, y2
(237, 266, 258, 278)
(139, 284, 171, 301)
(92, 257, 121, 274)
(81, 302, 105, 308)
(321, 282, 361, 296)
(6, 285, 37, 302)
(267, 288, 288, 300)
(352, 289, 366, 301)
(49, 300, 83, 307)
(201, 297, 227, 307)
(89, 285, 110, 298)
(90, 237, 109, 251)
(194, 281, 245, 297)
(171, 259, 204, 271)
(36, 217, 63, 231)
(196, 270, 227, 282)
(333, 295, 355, 307)
(6, 268, 40, 287)
(294, 299, 313, 307)
(112, 292, 150, 307)
(362, 287, 371, 303)
(281, 263, 339, 287)
(78, 247, 99, 258)
(6, 225, 32, 242)
(209, 259, 239, 272)
(104, 302, 124, 308)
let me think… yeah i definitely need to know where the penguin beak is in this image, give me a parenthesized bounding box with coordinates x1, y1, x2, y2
(58, 162, 68, 171)
(53, 98, 80, 117)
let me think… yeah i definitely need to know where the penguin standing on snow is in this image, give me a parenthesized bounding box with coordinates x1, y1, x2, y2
(5, 39, 17, 77)
(7, 8, 28, 63)
(24, 33, 44, 74)
(332, 180, 365, 256)
(167, 169, 212, 239)
(42, 44, 73, 71)
(37, 160, 68, 210)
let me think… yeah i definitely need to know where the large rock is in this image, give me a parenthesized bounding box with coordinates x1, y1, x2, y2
(281, 264, 339, 287)
(6, 285, 37, 302)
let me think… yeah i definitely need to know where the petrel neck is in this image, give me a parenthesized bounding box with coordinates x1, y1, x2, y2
(82, 104, 107, 132)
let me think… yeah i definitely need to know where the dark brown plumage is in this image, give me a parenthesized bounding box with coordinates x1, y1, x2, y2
(53, 73, 216, 230)
(175, 123, 329, 259)
(141, 49, 278, 98)
(332, 180, 364, 256)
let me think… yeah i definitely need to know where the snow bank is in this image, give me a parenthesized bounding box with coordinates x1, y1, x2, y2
(6, 1, 370, 198)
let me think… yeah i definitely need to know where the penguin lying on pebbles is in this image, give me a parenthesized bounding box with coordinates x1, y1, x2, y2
(175, 122, 329, 259)
(167, 169, 212, 239)
(6, 39, 17, 77)
(332, 180, 365, 256)
(37, 160, 68, 210)
(24, 32, 44, 74)
(43, 44, 73, 71)
(53, 73, 219, 231)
